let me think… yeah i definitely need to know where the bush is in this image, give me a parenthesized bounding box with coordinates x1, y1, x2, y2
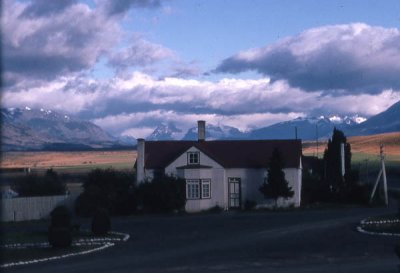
(50, 205, 71, 228)
(244, 200, 257, 211)
(13, 169, 66, 197)
(48, 205, 72, 248)
(136, 174, 186, 213)
(75, 169, 136, 217)
(91, 209, 111, 236)
(48, 226, 72, 248)
(204, 205, 223, 213)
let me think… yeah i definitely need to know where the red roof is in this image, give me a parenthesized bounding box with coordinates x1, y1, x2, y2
(144, 140, 302, 169)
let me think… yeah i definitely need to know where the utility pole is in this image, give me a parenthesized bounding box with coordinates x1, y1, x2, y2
(369, 144, 388, 206)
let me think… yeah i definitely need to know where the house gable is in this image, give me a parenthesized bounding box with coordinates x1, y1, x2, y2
(165, 146, 223, 173)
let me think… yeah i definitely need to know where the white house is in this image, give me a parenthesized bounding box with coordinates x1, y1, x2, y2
(136, 121, 302, 212)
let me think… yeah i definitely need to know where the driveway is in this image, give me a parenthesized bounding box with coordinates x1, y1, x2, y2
(5, 206, 399, 273)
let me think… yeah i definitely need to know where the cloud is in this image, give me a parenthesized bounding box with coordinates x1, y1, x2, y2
(20, 0, 77, 18)
(215, 23, 400, 95)
(3, 0, 120, 84)
(98, 0, 162, 17)
(108, 37, 174, 70)
(4, 71, 399, 138)
(92, 110, 305, 138)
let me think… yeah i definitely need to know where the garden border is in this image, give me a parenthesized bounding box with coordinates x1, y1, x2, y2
(357, 217, 400, 237)
(0, 231, 130, 268)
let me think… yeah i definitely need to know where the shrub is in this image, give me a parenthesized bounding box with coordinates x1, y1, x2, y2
(244, 200, 257, 211)
(48, 226, 72, 248)
(75, 169, 136, 217)
(136, 174, 186, 213)
(204, 205, 223, 213)
(50, 205, 71, 228)
(91, 209, 111, 236)
(48, 205, 72, 248)
(13, 169, 66, 197)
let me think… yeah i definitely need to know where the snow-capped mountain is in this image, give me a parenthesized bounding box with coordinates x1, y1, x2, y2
(249, 116, 333, 140)
(1, 107, 118, 151)
(328, 115, 366, 125)
(182, 124, 247, 140)
(248, 114, 367, 141)
(346, 100, 400, 136)
(146, 123, 183, 141)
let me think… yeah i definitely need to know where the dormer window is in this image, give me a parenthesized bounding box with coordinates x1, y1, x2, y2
(188, 152, 200, 165)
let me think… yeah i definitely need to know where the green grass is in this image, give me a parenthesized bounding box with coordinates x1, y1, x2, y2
(52, 162, 134, 172)
(351, 152, 400, 164)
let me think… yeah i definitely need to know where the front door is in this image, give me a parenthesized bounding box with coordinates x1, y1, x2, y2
(228, 178, 241, 209)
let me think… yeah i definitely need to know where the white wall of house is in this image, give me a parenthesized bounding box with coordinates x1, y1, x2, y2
(225, 168, 264, 208)
(165, 146, 226, 212)
(144, 145, 302, 212)
(225, 168, 301, 208)
(283, 168, 302, 207)
(165, 146, 223, 172)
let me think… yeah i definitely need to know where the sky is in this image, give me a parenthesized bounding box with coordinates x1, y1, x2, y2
(3, 0, 400, 138)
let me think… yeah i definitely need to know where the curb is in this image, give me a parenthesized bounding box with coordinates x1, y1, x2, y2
(0, 231, 130, 268)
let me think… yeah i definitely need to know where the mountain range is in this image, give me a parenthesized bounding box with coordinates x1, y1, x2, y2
(1, 100, 399, 151)
(1, 107, 124, 151)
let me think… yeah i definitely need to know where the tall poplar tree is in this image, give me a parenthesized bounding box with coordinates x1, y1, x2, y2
(323, 128, 352, 195)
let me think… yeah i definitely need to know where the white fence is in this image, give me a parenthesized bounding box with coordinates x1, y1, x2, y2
(1, 194, 78, 222)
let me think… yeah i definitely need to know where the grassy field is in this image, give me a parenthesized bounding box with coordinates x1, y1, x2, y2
(303, 132, 400, 186)
(1, 150, 137, 172)
(0, 132, 398, 182)
(303, 132, 400, 160)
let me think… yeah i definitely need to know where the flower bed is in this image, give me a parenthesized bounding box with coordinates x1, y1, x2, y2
(358, 214, 400, 236)
(1, 230, 129, 268)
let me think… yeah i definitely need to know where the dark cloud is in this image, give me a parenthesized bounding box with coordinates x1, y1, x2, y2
(20, 0, 77, 18)
(100, 0, 162, 17)
(215, 24, 400, 95)
(3, 0, 119, 85)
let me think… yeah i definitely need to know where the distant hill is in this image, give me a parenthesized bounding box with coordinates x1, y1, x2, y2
(248, 115, 364, 141)
(1, 107, 122, 151)
(303, 132, 400, 157)
(346, 101, 400, 136)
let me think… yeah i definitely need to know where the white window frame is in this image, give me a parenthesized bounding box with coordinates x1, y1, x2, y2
(187, 152, 200, 165)
(201, 179, 211, 199)
(186, 179, 211, 199)
(186, 179, 200, 199)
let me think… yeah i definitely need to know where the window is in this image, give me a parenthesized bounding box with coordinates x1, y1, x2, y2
(186, 179, 211, 199)
(187, 152, 200, 165)
(187, 179, 200, 199)
(201, 179, 211, 199)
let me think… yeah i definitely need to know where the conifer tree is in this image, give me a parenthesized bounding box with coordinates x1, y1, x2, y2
(259, 148, 294, 207)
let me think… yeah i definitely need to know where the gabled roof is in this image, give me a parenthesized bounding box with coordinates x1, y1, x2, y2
(144, 140, 302, 169)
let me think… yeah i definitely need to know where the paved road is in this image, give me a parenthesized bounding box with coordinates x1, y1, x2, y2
(5, 206, 400, 273)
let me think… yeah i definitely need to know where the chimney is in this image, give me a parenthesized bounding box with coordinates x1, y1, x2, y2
(137, 138, 145, 184)
(197, 120, 206, 141)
